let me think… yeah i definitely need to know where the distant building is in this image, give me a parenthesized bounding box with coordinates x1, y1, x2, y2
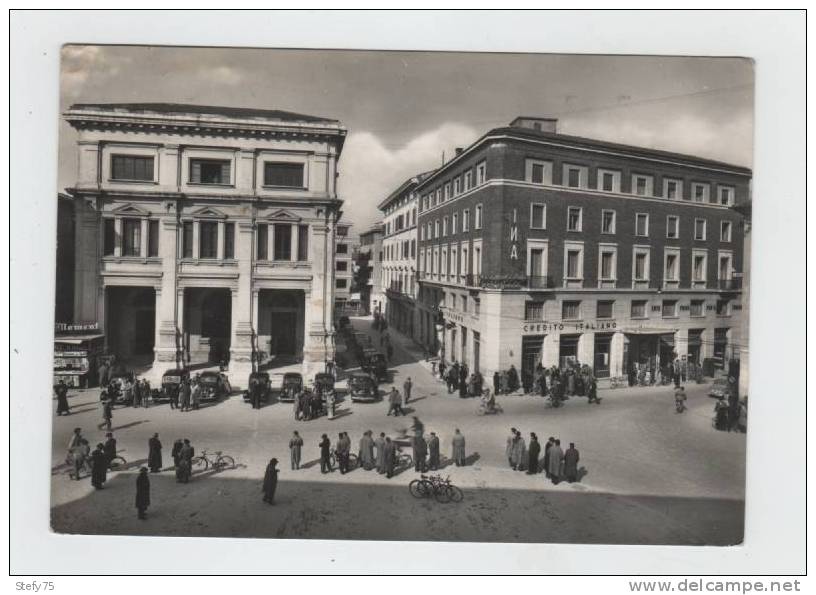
(416, 116, 749, 385)
(334, 223, 358, 313)
(61, 102, 347, 386)
(357, 223, 384, 315)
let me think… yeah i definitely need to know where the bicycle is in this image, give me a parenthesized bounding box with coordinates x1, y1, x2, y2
(409, 474, 464, 503)
(191, 449, 235, 472)
(329, 450, 359, 470)
(395, 445, 413, 469)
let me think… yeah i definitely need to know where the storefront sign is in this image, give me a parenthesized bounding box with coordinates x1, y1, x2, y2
(55, 322, 99, 333)
(509, 209, 519, 260)
(523, 320, 618, 334)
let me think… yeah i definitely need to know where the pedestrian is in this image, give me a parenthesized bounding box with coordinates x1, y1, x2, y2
(384, 437, 396, 478)
(169, 384, 178, 410)
(103, 432, 117, 466)
(527, 433, 541, 475)
(180, 379, 191, 412)
(102, 399, 113, 431)
(438, 360, 446, 382)
(289, 431, 303, 470)
(505, 428, 518, 469)
(90, 443, 107, 489)
(510, 430, 526, 472)
(326, 389, 336, 419)
(55, 380, 70, 416)
(135, 467, 150, 519)
(97, 362, 109, 387)
(122, 378, 133, 406)
(262, 458, 279, 505)
(319, 434, 332, 473)
(493, 371, 500, 395)
(427, 431, 440, 470)
(310, 390, 322, 420)
(387, 387, 404, 416)
(508, 365, 519, 392)
(359, 430, 375, 471)
(674, 385, 687, 413)
(459, 372, 468, 398)
(374, 432, 386, 474)
(563, 442, 580, 483)
(337, 432, 350, 474)
(132, 378, 142, 408)
(293, 390, 302, 421)
(413, 433, 427, 473)
(251, 378, 261, 410)
(142, 379, 151, 408)
(148, 433, 163, 473)
(191, 381, 201, 410)
(452, 429, 466, 467)
(587, 376, 601, 404)
(548, 439, 564, 484)
(176, 439, 193, 483)
(386, 342, 394, 363)
(171, 439, 183, 467)
(403, 377, 412, 405)
(543, 437, 555, 479)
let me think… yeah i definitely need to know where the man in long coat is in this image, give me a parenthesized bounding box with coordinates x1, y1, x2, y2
(262, 458, 279, 505)
(180, 379, 191, 412)
(132, 379, 142, 407)
(337, 432, 351, 474)
(403, 377, 412, 406)
(176, 439, 193, 483)
(358, 431, 375, 470)
(374, 432, 386, 474)
(527, 433, 541, 475)
(103, 432, 117, 466)
(451, 429, 466, 467)
(563, 442, 580, 483)
(148, 433, 163, 473)
(55, 381, 70, 416)
(427, 432, 440, 470)
(135, 467, 150, 519)
(413, 434, 428, 473)
(319, 434, 332, 473)
(505, 428, 518, 469)
(102, 399, 113, 431)
(289, 431, 303, 470)
(383, 437, 397, 478)
(171, 439, 183, 467)
(548, 439, 564, 484)
(387, 387, 404, 416)
(543, 437, 555, 479)
(90, 443, 108, 489)
(97, 362, 109, 387)
(510, 431, 526, 471)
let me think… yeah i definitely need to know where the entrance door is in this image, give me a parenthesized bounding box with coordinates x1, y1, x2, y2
(461, 327, 468, 367)
(594, 333, 612, 378)
(688, 329, 704, 364)
(450, 328, 457, 362)
(473, 331, 481, 374)
(559, 334, 580, 369)
(522, 335, 545, 383)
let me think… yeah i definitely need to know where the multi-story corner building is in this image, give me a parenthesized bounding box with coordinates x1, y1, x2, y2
(62, 103, 346, 387)
(379, 171, 434, 341)
(357, 223, 384, 315)
(333, 223, 358, 313)
(416, 117, 749, 385)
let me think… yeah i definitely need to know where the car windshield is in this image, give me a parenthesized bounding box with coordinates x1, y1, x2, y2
(200, 376, 218, 384)
(351, 376, 371, 388)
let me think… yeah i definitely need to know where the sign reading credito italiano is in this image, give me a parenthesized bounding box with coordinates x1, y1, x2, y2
(523, 320, 618, 333)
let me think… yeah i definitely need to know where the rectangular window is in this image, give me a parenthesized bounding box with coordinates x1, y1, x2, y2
(716, 299, 730, 316)
(694, 218, 707, 240)
(634, 250, 649, 280)
(452, 213, 458, 234)
(666, 216, 679, 239)
(454, 178, 461, 196)
(562, 300, 581, 320)
(434, 220, 440, 238)
(525, 301, 545, 321)
(563, 164, 586, 188)
(444, 184, 451, 200)
(598, 169, 620, 192)
(690, 299, 705, 317)
(596, 300, 614, 319)
(692, 182, 709, 203)
(720, 221, 732, 242)
(476, 162, 486, 185)
(264, 162, 304, 188)
(462, 210, 470, 232)
(337, 261, 348, 272)
(464, 171, 472, 191)
(567, 206, 582, 232)
(530, 204, 546, 229)
(567, 168, 581, 187)
(693, 252, 707, 281)
(190, 158, 231, 185)
(635, 213, 649, 237)
(631, 300, 647, 319)
(719, 186, 735, 206)
(662, 300, 678, 318)
(336, 279, 348, 289)
(443, 216, 449, 237)
(122, 218, 141, 257)
(566, 249, 581, 278)
(527, 160, 553, 185)
(411, 239, 416, 258)
(664, 252, 679, 281)
(461, 295, 468, 312)
(111, 155, 154, 181)
(336, 243, 348, 255)
(474, 298, 480, 316)
(224, 222, 235, 259)
(199, 221, 218, 259)
(601, 210, 616, 234)
(103, 219, 115, 256)
(182, 221, 194, 258)
(664, 178, 682, 199)
(147, 220, 159, 257)
(600, 250, 615, 279)
(256, 224, 268, 260)
(719, 254, 732, 280)
(632, 174, 653, 196)
(436, 189, 442, 205)
(475, 205, 483, 229)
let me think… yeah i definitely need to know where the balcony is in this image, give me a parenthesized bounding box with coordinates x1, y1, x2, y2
(718, 278, 742, 291)
(528, 275, 556, 289)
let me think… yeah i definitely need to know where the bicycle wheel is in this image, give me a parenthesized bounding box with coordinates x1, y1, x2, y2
(400, 454, 413, 468)
(446, 485, 464, 503)
(109, 456, 127, 471)
(329, 453, 337, 468)
(409, 479, 431, 499)
(434, 485, 452, 503)
(347, 453, 358, 470)
(216, 455, 235, 470)
(191, 456, 208, 472)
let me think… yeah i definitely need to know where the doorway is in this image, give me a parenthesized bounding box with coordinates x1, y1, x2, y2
(184, 287, 232, 366)
(522, 335, 545, 384)
(106, 286, 156, 364)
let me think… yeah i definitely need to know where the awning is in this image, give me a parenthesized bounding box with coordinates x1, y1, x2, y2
(623, 328, 677, 336)
(54, 334, 105, 345)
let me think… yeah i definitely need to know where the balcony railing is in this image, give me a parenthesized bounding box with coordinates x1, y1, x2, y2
(718, 278, 742, 290)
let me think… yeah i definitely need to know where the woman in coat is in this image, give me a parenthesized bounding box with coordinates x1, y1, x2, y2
(289, 431, 303, 470)
(135, 468, 150, 519)
(451, 429, 466, 467)
(563, 443, 580, 483)
(510, 432, 526, 471)
(374, 432, 386, 474)
(148, 433, 162, 473)
(548, 439, 564, 483)
(262, 458, 279, 504)
(358, 431, 375, 470)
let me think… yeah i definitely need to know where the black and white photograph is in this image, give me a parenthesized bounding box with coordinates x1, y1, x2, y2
(10, 9, 806, 580)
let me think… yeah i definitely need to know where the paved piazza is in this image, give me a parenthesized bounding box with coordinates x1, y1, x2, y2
(51, 317, 745, 545)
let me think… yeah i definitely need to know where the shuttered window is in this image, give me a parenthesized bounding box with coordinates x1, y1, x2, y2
(111, 155, 154, 181)
(264, 162, 304, 187)
(190, 159, 231, 185)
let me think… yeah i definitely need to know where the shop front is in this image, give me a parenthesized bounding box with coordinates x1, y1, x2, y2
(53, 324, 105, 388)
(623, 330, 677, 378)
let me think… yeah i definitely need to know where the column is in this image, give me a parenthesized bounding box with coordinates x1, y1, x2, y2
(217, 220, 225, 260)
(268, 223, 275, 261)
(113, 218, 122, 257)
(192, 221, 200, 259)
(151, 215, 182, 382)
(302, 220, 335, 379)
(140, 218, 149, 258)
(97, 285, 107, 352)
(229, 220, 255, 387)
(251, 288, 260, 365)
(74, 199, 100, 324)
(76, 140, 100, 189)
(610, 331, 625, 378)
(290, 224, 298, 261)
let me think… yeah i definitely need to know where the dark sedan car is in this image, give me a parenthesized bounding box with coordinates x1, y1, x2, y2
(243, 372, 271, 404)
(277, 372, 304, 402)
(197, 371, 231, 401)
(348, 372, 379, 403)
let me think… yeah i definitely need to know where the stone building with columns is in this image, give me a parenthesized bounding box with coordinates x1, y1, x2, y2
(416, 116, 749, 385)
(62, 103, 346, 387)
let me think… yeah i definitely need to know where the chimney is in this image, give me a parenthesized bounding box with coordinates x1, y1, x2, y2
(509, 117, 558, 133)
(454, 147, 464, 156)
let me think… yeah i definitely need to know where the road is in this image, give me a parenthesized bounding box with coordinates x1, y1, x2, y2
(50, 316, 746, 545)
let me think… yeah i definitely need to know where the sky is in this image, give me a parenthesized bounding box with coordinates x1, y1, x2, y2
(59, 46, 754, 232)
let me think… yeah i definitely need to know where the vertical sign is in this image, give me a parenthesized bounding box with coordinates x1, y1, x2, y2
(510, 208, 519, 260)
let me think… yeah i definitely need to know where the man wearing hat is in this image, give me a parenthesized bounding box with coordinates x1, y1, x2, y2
(135, 468, 150, 519)
(262, 458, 279, 505)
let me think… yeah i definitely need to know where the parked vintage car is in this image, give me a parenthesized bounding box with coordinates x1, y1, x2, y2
(313, 372, 336, 397)
(277, 372, 304, 402)
(158, 368, 190, 402)
(348, 371, 379, 403)
(242, 372, 271, 404)
(362, 349, 389, 382)
(708, 377, 731, 399)
(197, 370, 231, 401)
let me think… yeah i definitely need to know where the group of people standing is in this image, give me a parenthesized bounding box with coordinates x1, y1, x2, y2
(437, 360, 485, 399)
(505, 428, 581, 484)
(492, 365, 521, 395)
(167, 376, 202, 411)
(527, 363, 598, 402)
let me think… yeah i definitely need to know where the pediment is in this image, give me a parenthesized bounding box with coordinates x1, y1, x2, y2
(111, 203, 152, 217)
(266, 209, 302, 222)
(191, 206, 228, 219)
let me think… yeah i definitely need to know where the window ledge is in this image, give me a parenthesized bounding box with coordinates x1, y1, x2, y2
(107, 179, 158, 185)
(103, 256, 162, 264)
(261, 185, 307, 191)
(186, 182, 235, 188)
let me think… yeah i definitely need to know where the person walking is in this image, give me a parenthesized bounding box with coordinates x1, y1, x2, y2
(148, 433, 163, 473)
(548, 439, 564, 484)
(493, 371, 501, 396)
(180, 379, 191, 412)
(403, 377, 412, 406)
(142, 379, 151, 408)
(412, 433, 428, 473)
(262, 458, 279, 505)
(563, 442, 580, 483)
(387, 387, 404, 416)
(384, 437, 397, 479)
(289, 431, 303, 470)
(97, 361, 109, 388)
(427, 431, 440, 470)
(374, 432, 386, 474)
(101, 399, 113, 431)
(326, 389, 336, 419)
(90, 443, 108, 489)
(543, 437, 555, 479)
(587, 376, 601, 404)
(169, 384, 178, 410)
(293, 390, 302, 421)
(527, 433, 541, 475)
(452, 429, 466, 467)
(319, 434, 332, 473)
(674, 385, 688, 413)
(359, 430, 375, 471)
(103, 432, 117, 466)
(55, 380, 70, 416)
(135, 467, 150, 520)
